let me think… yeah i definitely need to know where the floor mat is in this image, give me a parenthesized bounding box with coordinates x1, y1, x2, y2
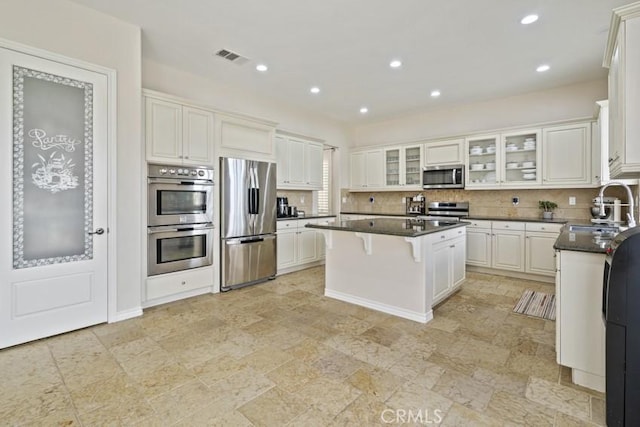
(513, 289, 556, 321)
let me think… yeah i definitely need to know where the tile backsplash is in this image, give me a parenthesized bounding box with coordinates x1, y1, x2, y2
(276, 190, 313, 215)
(341, 186, 635, 221)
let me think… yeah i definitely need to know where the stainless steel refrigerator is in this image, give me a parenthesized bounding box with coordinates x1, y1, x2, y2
(220, 157, 277, 290)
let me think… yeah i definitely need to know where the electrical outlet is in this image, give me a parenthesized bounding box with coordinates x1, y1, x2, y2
(402, 197, 406, 204)
(300, 196, 305, 204)
(569, 196, 576, 206)
(512, 196, 519, 206)
(342, 197, 347, 204)
(369, 196, 375, 204)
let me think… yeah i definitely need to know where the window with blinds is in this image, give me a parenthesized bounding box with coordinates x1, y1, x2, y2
(318, 150, 332, 214)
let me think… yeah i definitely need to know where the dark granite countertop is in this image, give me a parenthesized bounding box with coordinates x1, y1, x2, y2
(340, 211, 410, 217)
(306, 217, 467, 238)
(553, 223, 612, 254)
(277, 214, 336, 221)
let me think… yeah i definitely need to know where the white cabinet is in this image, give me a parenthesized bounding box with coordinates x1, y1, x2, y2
(429, 228, 466, 306)
(524, 223, 562, 277)
(350, 149, 383, 190)
(556, 250, 606, 392)
(424, 139, 464, 166)
(465, 220, 492, 267)
(144, 266, 213, 307)
(276, 135, 323, 189)
(492, 229, 525, 272)
(145, 96, 214, 166)
(276, 218, 333, 273)
(217, 113, 276, 161)
(542, 123, 591, 186)
(383, 144, 422, 188)
(466, 130, 541, 189)
(604, 5, 640, 179)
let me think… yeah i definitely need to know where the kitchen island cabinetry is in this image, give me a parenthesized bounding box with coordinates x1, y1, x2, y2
(555, 249, 606, 392)
(542, 123, 591, 186)
(145, 95, 214, 166)
(604, 3, 640, 179)
(307, 218, 467, 323)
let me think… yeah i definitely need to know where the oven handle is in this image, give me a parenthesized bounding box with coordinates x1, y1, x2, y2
(147, 224, 215, 234)
(148, 177, 214, 186)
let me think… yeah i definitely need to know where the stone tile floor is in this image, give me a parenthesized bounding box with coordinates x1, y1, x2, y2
(0, 267, 605, 426)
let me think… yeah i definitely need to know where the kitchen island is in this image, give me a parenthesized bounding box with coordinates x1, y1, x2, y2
(306, 218, 467, 323)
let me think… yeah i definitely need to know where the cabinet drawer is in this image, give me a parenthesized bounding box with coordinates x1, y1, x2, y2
(525, 222, 563, 233)
(300, 218, 320, 226)
(492, 221, 525, 231)
(146, 267, 212, 300)
(431, 226, 466, 242)
(277, 220, 298, 230)
(465, 219, 492, 229)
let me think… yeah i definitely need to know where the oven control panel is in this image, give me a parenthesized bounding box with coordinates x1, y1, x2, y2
(148, 164, 213, 181)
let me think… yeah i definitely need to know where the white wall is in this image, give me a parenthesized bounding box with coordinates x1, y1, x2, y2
(351, 79, 607, 147)
(0, 0, 143, 314)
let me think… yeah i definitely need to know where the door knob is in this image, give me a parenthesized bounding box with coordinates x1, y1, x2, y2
(89, 228, 105, 235)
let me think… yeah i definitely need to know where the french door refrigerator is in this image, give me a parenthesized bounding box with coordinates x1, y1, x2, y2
(220, 157, 277, 290)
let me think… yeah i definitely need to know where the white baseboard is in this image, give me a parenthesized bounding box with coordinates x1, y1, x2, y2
(572, 368, 605, 393)
(277, 260, 325, 276)
(141, 287, 212, 309)
(111, 307, 143, 323)
(325, 289, 433, 324)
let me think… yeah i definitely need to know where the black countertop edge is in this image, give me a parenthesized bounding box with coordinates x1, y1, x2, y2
(465, 216, 571, 224)
(306, 217, 467, 238)
(340, 211, 416, 217)
(277, 214, 337, 221)
(553, 222, 610, 254)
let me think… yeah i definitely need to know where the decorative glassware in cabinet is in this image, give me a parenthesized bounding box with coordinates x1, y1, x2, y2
(404, 146, 421, 185)
(468, 138, 497, 184)
(385, 149, 400, 186)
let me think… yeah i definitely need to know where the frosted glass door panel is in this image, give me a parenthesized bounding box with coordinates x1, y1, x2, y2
(13, 67, 93, 268)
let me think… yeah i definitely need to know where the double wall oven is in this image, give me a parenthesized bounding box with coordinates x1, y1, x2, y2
(147, 164, 214, 276)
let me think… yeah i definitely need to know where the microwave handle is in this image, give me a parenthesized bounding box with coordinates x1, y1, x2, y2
(452, 169, 456, 185)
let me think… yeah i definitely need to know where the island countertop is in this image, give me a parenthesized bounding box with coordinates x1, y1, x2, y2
(305, 217, 467, 238)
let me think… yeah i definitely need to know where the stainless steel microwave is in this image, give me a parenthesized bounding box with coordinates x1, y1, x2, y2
(422, 165, 464, 189)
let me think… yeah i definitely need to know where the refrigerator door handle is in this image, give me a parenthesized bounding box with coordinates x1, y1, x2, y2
(248, 188, 259, 215)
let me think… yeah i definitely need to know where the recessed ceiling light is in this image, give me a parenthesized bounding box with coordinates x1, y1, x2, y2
(389, 60, 402, 68)
(536, 64, 550, 72)
(310, 86, 320, 94)
(360, 107, 369, 114)
(256, 64, 268, 72)
(430, 90, 441, 98)
(521, 14, 539, 25)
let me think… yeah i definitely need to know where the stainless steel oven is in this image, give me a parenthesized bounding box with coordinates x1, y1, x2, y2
(148, 164, 214, 227)
(148, 223, 214, 276)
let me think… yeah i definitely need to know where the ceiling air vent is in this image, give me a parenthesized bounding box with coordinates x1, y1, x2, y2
(215, 48, 249, 65)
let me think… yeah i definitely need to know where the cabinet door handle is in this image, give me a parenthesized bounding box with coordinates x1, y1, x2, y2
(184, 155, 189, 159)
(450, 245, 455, 248)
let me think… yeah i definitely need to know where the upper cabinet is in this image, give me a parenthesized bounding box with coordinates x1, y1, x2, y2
(466, 130, 542, 188)
(424, 138, 464, 166)
(276, 134, 323, 190)
(145, 96, 214, 166)
(217, 114, 277, 161)
(604, 3, 640, 179)
(542, 123, 591, 186)
(351, 149, 383, 190)
(383, 144, 423, 188)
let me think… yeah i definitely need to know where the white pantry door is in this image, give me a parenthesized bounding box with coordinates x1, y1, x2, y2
(0, 47, 109, 349)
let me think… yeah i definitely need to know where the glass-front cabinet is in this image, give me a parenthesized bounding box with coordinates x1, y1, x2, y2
(384, 144, 423, 188)
(465, 129, 541, 188)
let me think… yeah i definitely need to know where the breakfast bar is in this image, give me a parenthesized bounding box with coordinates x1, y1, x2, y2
(306, 218, 467, 323)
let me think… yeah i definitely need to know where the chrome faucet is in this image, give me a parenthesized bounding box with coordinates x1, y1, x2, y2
(598, 181, 637, 228)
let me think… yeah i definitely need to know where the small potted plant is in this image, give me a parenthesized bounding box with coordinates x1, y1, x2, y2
(539, 200, 558, 220)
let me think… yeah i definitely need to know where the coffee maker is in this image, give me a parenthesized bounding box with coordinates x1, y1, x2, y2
(277, 197, 288, 218)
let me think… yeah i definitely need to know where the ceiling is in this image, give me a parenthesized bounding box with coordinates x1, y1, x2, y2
(70, 0, 632, 124)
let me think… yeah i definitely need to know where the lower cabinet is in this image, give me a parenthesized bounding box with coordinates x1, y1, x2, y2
(556, 250, 606, 392)
(431, 230, 466, 306)
(466, 220, 561, 278)
(144, 266, 213, 307)
(277, 218, 333, 273)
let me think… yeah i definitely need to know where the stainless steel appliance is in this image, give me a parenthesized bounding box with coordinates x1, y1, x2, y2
(147, 163, 215, 276)
(602, 227, 640, 426)
(220, 157, 277, 290)
(277, 197, 289, 218)
(418, 201, 469, 221)
(148, 164, 215, 226)
(422, 165, 464, 189)
(148, 223, 214, 276)
(591, 196, 617, 223)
